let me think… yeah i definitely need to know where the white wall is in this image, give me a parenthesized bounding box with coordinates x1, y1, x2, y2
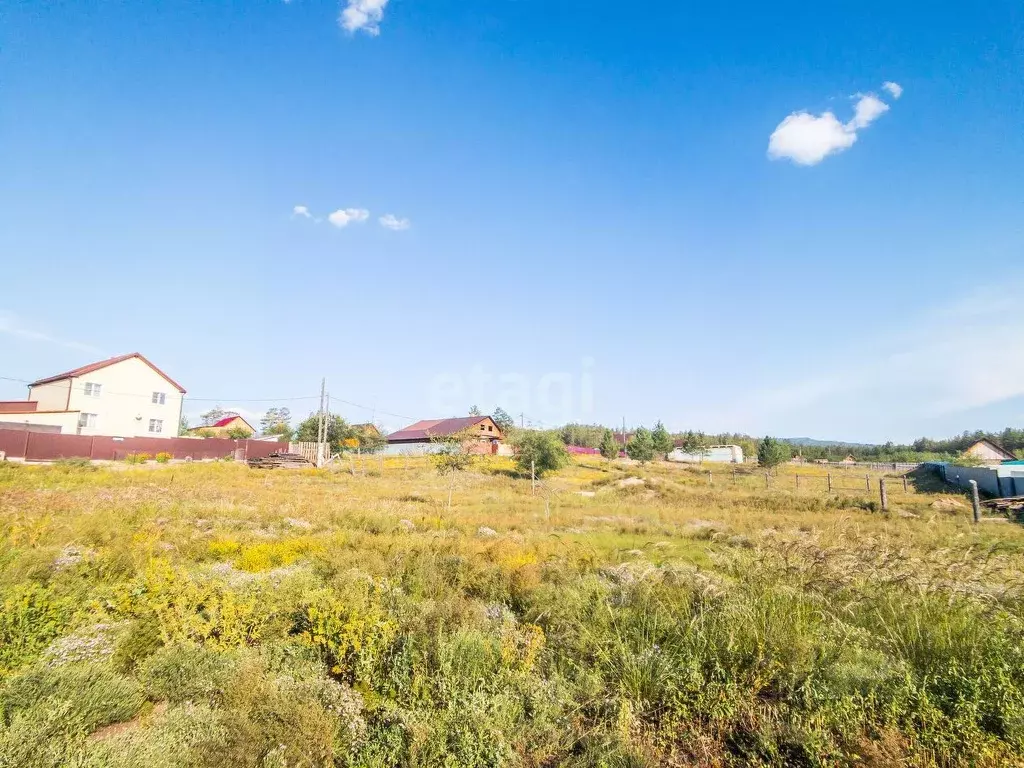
(49, 357, 184, 438)
(29, 380, 71, 411)
(0, 411, 80, 433)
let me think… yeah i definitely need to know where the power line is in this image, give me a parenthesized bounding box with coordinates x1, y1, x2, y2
(0, 372, 414, 425)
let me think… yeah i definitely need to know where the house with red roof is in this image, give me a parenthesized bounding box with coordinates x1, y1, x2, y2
(188, 414, 255, 438)
(0, 353, 185, 438)
(385, 416, 503, 455)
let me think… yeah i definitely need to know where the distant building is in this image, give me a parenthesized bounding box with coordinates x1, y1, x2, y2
(964, 438, 1017, 463)
(667, 445, 744, 464)
(0, 353, 185, 438)
(385, 416, 503, 455)
(841, 455, 857, 464)
(189, 415, 255, 437)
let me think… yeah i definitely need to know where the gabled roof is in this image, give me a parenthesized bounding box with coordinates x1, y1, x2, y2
(195, 415, 254, 430)
(352, 423, 382, 437)
(388, 416, 497, 442)
(29, 353, 186, 393)
(968, 438, 1018, 460)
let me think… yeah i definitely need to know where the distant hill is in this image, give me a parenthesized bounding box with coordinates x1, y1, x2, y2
(783, 437, 875, 448)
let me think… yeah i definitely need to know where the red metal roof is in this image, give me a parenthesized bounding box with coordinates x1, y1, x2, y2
(197, 415, 253, 430)
(387, 416, 497, 442)
(29, 353, 186, 393)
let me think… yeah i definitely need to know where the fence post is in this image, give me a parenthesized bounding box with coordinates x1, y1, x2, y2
(879, 478, 888, 511)
(531, 459, 536, 495)
(903, 476, 908, 493)
(970, 480, 981, 524)
(827, 473, 833, 493)
(732, 468, 737, 483)
(708, 471, 713, 485)
(865, 474, 871, 492)
(795, 474, 800, 489)
(764, 472, 770, 488)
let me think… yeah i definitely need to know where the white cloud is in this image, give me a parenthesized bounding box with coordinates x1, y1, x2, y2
(767, 111, 857, 166)
(882, 81, 903, 100)
(379, 213, 411, 231)
(848, 93, 889, 129)
(292, 205, 313, 219)
(340, 0, 388, 36)
(0, 311, 101, 354)
(768, 86, 898, 166)
(327, 208, 370, 228)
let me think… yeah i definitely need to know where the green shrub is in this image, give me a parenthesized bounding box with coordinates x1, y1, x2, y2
(0, 699, 87, 768)
(111, 616, 164, 672)
(513, 431, 570, 478)
(0, 663, 145, 733)
(139, 644, 236, 705)
(80, 702, 228, 768)
(155, 452, 173, 464)
(0, 584, 73, 676)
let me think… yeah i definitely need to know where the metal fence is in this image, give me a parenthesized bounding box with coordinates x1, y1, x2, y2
(0, 428, 285, 462)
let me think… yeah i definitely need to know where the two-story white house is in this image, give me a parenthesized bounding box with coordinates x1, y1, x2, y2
(0, 353, 186, 438)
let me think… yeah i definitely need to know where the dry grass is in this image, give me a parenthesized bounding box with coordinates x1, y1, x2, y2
(1, 455, 1022, 767)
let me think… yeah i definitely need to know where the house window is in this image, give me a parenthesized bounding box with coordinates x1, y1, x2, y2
(152, 392, 166, 405)
(488, 425, 493, 432)
(78, 413, 97, 428)
(83, 382, 102, 397)
(480, 424, 486, 430)
(149, 419, 163, 434)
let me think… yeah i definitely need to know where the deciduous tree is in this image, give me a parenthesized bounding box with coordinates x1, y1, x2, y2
(514, 431, 570, 478)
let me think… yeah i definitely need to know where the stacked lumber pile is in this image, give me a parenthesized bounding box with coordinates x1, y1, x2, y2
(247, 452, 315, 470)
(983, 496, 1024, 513)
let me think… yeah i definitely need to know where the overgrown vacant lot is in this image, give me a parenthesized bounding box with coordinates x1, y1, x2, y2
(2, 457, 1024, 767)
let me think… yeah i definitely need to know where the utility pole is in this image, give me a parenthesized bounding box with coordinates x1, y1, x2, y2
(520, 412, 525, 429)
(621, 417, 627, 449)
(316, 378, 326, 468)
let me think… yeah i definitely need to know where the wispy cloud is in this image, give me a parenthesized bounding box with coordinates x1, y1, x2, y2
(716, 287, 1024, 439)
(379, 213, 411, 231)
(882, 81, 903, 100)
(0, 311, 102, 354)
(767, 83, 901, 166)
(327, 208, 370, 228)
(340, 0, 389, 36)
(292, 205, 313, 219)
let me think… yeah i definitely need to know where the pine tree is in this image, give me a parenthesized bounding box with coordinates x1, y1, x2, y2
(678, 430, 710, 463)
(492, 407, 515, 434)
(599, 429, 621, 460)
(757, 436, 790, 470)
(651, 421, 674, 458)
(626, 427, 655, 464)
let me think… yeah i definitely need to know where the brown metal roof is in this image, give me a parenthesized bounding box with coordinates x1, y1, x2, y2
(29, 353, 187, 393)
(387, 416, 497, 442)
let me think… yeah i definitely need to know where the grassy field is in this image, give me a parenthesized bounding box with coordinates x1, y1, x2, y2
(2, 455, 1023, 767)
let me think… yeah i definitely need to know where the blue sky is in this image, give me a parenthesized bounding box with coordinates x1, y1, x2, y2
(2, 0, 1022, 442)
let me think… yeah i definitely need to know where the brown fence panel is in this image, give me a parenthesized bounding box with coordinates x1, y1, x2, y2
(25, 432, 94, 460)
(243, 440, 286, 460)
(0, 429, 30, 458)
(0, 428, 286, 463)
